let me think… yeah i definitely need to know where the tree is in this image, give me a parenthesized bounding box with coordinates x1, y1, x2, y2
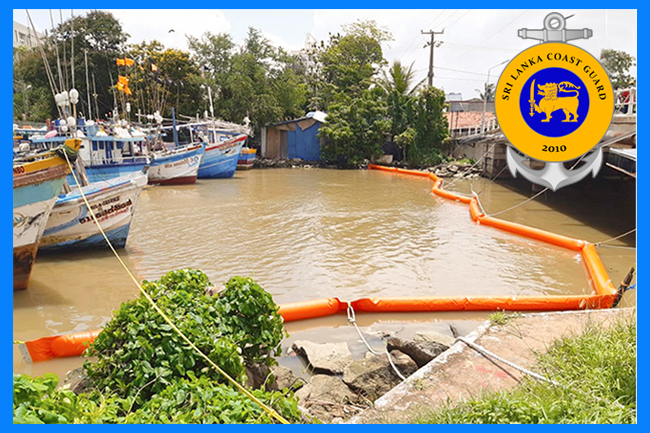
(318, 87, 390, 167)
(50, 11, 130, 120)
(405, 86, 449, 166)
(379, 61, 421, 96)
(476, 83, 496, 102)
(600, 49, 636, 89)
(306, 20, 392, 109)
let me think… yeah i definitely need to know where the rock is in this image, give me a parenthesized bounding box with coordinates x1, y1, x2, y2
(295, 374, 364, 423)
(414, 330, 456, 347)
(245, 363, 270, 389)
(63, 367, 91, 395)
(342, 352, 414, 401)
(389, 350, 419, 377)
(387, 336, 449, 368)
(292, 341, 353, 374)
(266, 365, 304, 392)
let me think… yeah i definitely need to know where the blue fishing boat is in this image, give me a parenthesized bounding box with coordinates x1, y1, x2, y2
(198, 133, 247, 179)
(30, 124, 149, 183)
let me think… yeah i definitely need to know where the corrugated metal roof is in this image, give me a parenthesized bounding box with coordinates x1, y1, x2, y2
(266, 111, 327, 127)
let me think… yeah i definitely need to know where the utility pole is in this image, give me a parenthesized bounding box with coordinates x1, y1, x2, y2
(421, 29, 444, 87)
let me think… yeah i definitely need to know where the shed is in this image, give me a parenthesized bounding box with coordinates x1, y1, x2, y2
(261, 111, 327, 160)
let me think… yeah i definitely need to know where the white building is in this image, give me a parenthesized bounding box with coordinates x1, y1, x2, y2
(13, 21, 44, 49)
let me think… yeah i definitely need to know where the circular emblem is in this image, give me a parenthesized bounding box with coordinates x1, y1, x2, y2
(496, 42, 614, 162)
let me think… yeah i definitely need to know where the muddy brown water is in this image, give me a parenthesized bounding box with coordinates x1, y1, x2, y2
(13, 168, 636, 380)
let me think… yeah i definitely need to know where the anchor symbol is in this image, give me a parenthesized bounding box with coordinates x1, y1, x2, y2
(506, 146, 603, 191)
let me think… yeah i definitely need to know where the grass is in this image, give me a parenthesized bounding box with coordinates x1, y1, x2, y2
(415, 312, 636, 424)
(488, 311, 521, 326)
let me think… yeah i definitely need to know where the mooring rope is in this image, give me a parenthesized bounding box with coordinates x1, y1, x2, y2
(443, 143, 497, 190)
(62, 151, 290, 424)
(347, 305, 406, 381)
(595, 228, 636, 247)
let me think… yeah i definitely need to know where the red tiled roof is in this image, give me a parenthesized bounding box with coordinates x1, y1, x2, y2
(446, 111, 495, 129)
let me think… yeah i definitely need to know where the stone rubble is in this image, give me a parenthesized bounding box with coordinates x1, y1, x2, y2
(291, 333, 451, 423)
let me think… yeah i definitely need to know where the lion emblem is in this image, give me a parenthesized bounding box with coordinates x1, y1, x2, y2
(530, 81, 581, 123)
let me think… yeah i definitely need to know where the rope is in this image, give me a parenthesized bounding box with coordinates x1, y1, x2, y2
(596, 244, 637, 250)
(444, 143, 497, 189)
(62, 152, 290, 424)
(346, 305, 406, 381)
(595, 228, 636, 246)
(488, 187, 548, 218)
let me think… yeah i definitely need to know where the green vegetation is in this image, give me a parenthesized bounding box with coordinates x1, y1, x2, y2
(14, 269, 303, 424)
(488, 311, 520, 326)
(600, 49, 636, 89)
(415, 313, 636, 424)
(14, 13, 449, 167)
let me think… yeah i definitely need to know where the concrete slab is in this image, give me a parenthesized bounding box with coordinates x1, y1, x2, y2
(348, 308, 635, 424)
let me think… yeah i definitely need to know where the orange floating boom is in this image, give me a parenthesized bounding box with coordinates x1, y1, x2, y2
(278, 298, 344, 322)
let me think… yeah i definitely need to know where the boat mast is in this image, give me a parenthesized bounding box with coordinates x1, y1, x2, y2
(85, 50, 92, 120)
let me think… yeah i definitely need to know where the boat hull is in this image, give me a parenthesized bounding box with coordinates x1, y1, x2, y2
(198, 134, 247, 179)
(40, 173, 148, 252)
(149, 144, 204, 185)
(13, 164, 70, 290)
(237, 147, 256, 170)
(79, 160, 148, 184)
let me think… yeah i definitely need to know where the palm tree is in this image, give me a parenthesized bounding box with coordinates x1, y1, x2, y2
(476, 83, 496, 102)
(379, 60, 423, 96)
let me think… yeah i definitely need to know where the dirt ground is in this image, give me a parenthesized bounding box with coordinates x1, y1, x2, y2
(348, 307, 636, 424)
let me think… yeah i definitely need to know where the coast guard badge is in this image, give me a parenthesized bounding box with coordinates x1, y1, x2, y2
(495, 12, 614, 190)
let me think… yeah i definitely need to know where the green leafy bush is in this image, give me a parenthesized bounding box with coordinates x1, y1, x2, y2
(84, 269, 285, 408)
(124, 371, 302, 424)
(13, 372, 304, 424)
(13, 374, 127, 424)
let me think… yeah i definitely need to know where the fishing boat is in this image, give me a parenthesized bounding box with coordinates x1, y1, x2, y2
(13, 138, 81, 290)
(148, 143, 205, 185)
(30, 122, 149, 183)
(39, 169, 148, 252)
(198, 133, 248, 179)
(237, 146, 257, 170)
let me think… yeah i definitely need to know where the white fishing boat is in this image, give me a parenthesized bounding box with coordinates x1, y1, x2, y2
(39, 169, 148, 251)
(148, 142, 205, 185)
(13, 139, 80, 289)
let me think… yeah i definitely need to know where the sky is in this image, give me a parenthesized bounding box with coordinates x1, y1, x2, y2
(14, 9, 637, 102)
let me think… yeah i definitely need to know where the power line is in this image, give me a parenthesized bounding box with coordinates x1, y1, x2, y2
(448, 10, 530, 63)
(443, 10, 472, 28)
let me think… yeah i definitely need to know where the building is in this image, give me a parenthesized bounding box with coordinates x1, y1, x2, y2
(13, 21, 44, 49)
(261, 111, 327, 160)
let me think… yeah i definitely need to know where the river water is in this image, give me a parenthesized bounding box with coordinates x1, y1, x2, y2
(13, 168, 636, 379)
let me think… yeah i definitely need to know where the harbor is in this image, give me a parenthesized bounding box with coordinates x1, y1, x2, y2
(13, 9, 636, 424)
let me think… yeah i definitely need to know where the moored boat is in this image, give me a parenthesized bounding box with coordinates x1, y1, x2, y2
(198, 133, 247, 179)
(237, 146, 257, 170)
(30, 123, 149, 183)
(39, 170, 148, 252)
(13, 138, 81, 290)
(148, 143, 205, 185)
